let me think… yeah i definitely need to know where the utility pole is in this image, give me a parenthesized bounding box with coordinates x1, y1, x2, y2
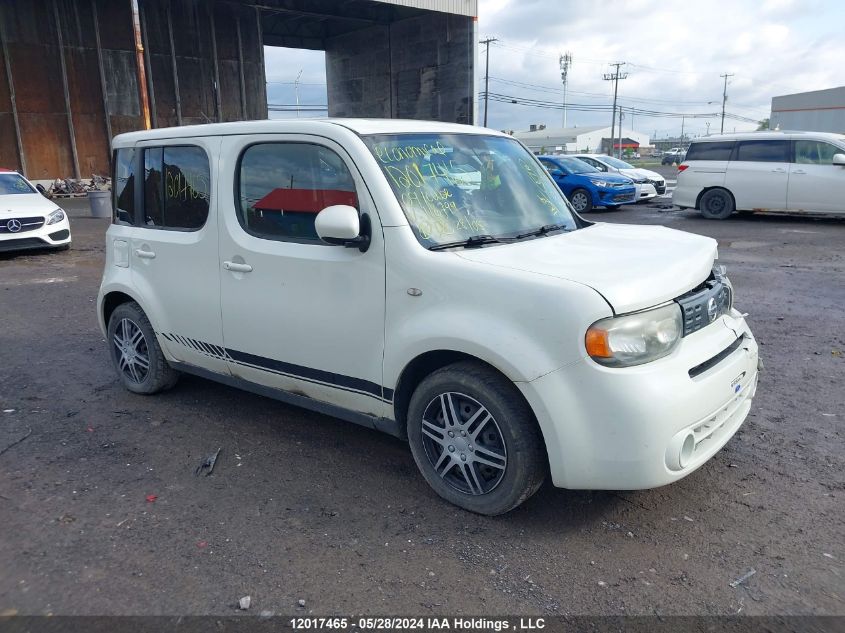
(720, 72, 734, 134)
(480, 37, 498, 127)
(706, 121, 711, 136)
(680, 115, 685, 146)
(602, 62, 627, 157)
(618, 110, 624, 159)
(559, 51, 572, 128)
(294, 69, 303, 118)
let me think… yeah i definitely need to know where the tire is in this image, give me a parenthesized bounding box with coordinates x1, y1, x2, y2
(406, 361, 546, 515)
(699, 188, 735, 220)
(568, 188, 593, 213)
(107, 301, 179, 394)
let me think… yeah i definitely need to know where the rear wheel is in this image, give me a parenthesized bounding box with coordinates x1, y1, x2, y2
(407, 361, 546, 515)
(568, 188, 593, 213)
(107, 301, 179, 394)
(699, 188, 735, 220)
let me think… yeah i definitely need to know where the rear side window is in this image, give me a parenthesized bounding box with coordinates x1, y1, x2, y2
(142, 145, 210, 230)
(237, 143, 358, 243)
(684, 141, 735, 161)
(734, 140, 790, 163)
(113, 148, 136, 225)
(795, 140, 843, 165)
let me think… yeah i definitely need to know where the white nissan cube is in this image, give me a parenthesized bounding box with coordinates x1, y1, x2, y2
(97, 119, 759, 515)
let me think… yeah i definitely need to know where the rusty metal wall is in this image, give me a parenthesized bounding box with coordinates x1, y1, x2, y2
(0, 0, 267, 180)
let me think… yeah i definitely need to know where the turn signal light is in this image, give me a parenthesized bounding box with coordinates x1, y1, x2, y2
(585, 328, 612, 358)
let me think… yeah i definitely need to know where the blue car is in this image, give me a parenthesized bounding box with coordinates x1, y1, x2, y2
(538, 155, 636, 213)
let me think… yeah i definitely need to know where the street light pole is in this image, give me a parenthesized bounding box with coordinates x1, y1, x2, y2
(480, 37, 498, 128)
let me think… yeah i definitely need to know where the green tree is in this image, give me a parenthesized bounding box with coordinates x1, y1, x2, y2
(757, 118, 770, 130)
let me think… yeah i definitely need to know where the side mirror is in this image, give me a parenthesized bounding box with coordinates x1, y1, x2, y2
(315, 205, 370, 252)
(36, 183, 48, 196)
(833, 153, 845, 166)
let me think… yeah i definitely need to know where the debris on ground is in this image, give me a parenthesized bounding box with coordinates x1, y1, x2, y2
(297, 599, 306, 607)
(0, 427, 32, 457)
(238, 596, 251, 610)
(145, 494, 157, 503)
(195, 447, 222, 476)
(729, 569, 757, 588)
(46, 175, 111, 197)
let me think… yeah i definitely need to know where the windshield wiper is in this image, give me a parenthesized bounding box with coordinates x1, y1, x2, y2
(428, 234, 513, 251)
(515, 223, 571, 240)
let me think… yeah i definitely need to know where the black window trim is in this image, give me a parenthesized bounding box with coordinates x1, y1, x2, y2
(729, 138, 792, 163)
(136, 142, 212, 232)
(233, 140, 362, 246)
(685, 140, 736, 162)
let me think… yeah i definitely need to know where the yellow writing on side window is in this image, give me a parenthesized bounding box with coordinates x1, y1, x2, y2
(374, 142, 449, 164)
(166, 170, 208, 202)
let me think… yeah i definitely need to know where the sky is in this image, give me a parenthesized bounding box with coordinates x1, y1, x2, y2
(263, 0, 845, 141)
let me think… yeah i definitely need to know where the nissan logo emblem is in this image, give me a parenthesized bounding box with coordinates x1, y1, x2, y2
(6, 218, 22, 233)
(707, 297, 718, 322)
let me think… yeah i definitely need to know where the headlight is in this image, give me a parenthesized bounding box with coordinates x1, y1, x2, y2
(585, 303, 683, 367)
(46, 209, 65, 225)
(590, 180, 609, 187)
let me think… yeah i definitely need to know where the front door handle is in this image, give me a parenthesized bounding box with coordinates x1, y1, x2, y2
(134, 248, 156, 259)
(792, 169, 807, 175)
(771, 168, 786, 173)
(223, 261, 253, 273)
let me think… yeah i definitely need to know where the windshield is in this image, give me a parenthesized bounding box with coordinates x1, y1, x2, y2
(0, 173, 36, 195)
(602, 156, 634, 169)
(552, 156, 600, 174)
(364, 134, 577, 247)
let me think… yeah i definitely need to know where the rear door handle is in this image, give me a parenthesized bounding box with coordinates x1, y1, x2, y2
(223, 261, 253, 273)
(792, 169, 807, 175)
(771, 168, 786, 173)
(134, 248, 156, 259)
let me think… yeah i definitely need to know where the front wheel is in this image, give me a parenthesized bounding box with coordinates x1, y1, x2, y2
(568, 188, 593, 213)
(406, 361, 546, 515)
(699, 188, 735, 220)
(107, 301, 179, 394)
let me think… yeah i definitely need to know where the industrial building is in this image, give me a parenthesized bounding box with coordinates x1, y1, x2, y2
(513, 125, 652, 155)
(770, 86, 845, 133)
(0, 0, 477, 180)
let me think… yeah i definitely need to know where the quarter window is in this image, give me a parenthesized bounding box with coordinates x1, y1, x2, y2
(684, 141, 735, 161)
(142, 145, 210, 230)
(113, 148, 136, 225)
(734, 140, 789, 163)
(795, 140, 843, 165)
(237, 143, 358, 243)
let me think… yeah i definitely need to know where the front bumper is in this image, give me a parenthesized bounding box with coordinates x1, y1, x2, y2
(596, 187, 636, 207)
(0, 217, 71, 252)
(518, 309, 758, 490)
(635, 183, 658, 200)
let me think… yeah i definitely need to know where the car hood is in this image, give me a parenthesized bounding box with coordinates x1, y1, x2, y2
(455, 223, 717, 314)
(633, 168, 664, 181)
(581, 172, 631, 184)
(0, 194, 58, 216)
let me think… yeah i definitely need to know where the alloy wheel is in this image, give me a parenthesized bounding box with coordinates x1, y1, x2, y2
(420, 392, 508, 495)
(112, 318, 150, 384)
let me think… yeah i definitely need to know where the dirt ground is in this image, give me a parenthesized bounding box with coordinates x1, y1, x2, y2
(0, 189, 843, 617)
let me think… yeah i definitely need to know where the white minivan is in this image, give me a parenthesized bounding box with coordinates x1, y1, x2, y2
(673, 131, 845, 219)
(98, 119, 759, 515)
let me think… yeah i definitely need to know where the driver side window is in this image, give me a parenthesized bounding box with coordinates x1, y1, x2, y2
(237, 143, 359, 243)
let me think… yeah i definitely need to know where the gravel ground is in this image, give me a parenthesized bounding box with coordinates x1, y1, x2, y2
(0, 190, 842, 617)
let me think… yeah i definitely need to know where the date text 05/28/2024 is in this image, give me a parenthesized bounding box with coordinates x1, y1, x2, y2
(290, 617, 546, 631)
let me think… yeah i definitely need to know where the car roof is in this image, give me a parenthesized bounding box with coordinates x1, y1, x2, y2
(112, 119, 508, 146)
(690, 130, 845, 143)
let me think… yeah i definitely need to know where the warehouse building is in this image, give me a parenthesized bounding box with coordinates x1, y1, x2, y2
(0, 0, 477, 180)
(513, 125, 652, 155)
(770, 86, 845, 133)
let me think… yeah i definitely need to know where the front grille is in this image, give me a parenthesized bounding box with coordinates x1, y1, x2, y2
(0, 216, 45, 234)
(649, 179, 666, 193)
(613, 193, 635, 202)
(675, 269, 732, 336)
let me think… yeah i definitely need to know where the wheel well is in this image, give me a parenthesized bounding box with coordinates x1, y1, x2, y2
(102, 291, 135, 326)
(695, 186, 735, 211)
(392, 351, 541, 442)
